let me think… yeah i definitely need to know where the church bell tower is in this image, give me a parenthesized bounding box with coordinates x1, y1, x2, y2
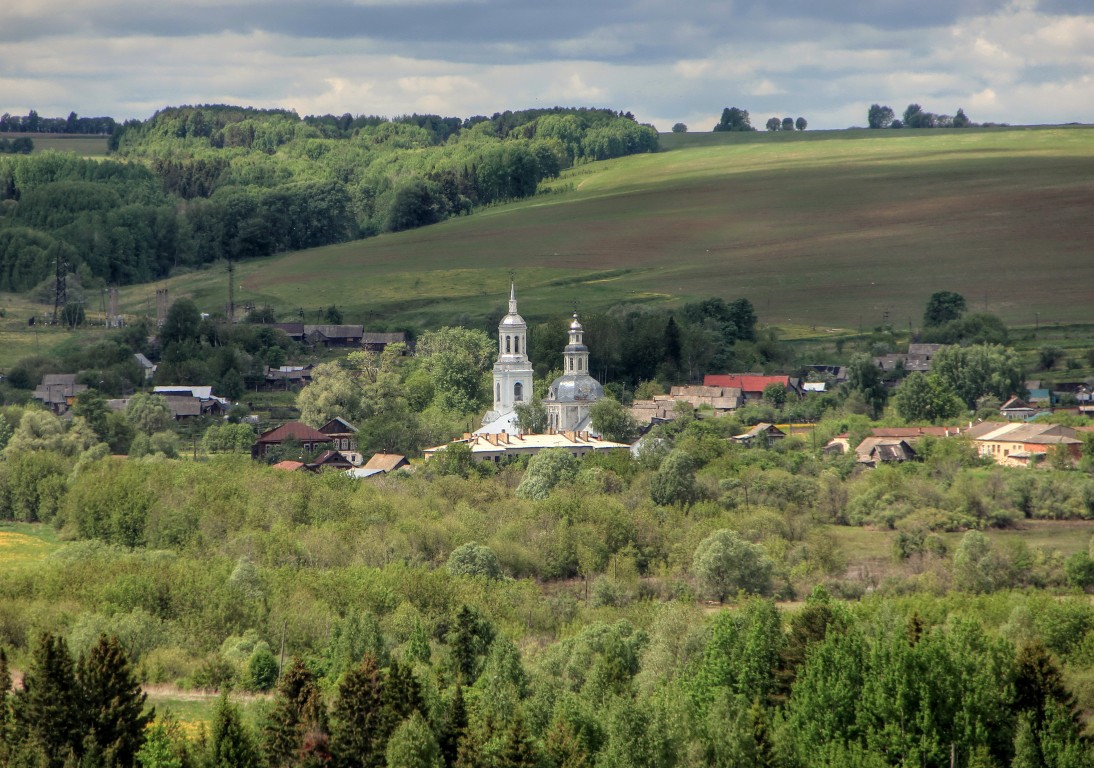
(484, 282, 534, 425)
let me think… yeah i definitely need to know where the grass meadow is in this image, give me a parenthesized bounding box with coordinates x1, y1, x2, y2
(110, 125, 1094, 333)
(19, 133, 111, 157)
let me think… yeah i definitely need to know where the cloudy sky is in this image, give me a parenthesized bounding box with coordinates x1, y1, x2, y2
(2, 0, 1092, 130)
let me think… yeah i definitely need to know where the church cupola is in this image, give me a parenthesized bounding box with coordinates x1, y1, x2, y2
(562, 313, 589, 374)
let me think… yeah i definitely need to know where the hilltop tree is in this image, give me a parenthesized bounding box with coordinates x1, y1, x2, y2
(795, 117, 807, 131)
(765, 117, 781, 132)
(671, 123, 687, 133)
(781, 117, 794, 132)
(713, 107, 753, 132)
(867, 104, 895, 129)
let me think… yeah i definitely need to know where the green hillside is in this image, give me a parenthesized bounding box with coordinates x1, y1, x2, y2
(113, 125, 1094, 331)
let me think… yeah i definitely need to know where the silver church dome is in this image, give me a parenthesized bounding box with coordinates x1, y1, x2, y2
(547, 373, 604, 403)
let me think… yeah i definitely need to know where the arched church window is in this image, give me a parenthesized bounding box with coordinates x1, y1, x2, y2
(514, 382, 523, 402)
(506, 336, 511, 353)
(577, 359, 582, 371)
(496, 383, 501, 402)
(514, 337, 520, 354)
(569, 358, 574, 371)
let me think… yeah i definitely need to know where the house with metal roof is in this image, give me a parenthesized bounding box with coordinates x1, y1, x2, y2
(974, 422, 1081, 467)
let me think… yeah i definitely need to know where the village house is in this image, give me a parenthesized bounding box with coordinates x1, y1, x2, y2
(346, 453, 411, 478)
(969, 422, 1081, 467)
(153, 385, 231, 420)
(825, 426, 962, 465)
(318, 417, 359, 451)
(33, 374, 87, 414)
(262, 364, 314, 391)
(629, 385, 742, 426)
(251, 421, 333, 459)
(999, 396, 1039, 421)
(362, 332, 409, 353)
(732, 422, 786, 448)
(873, 343, 943, 374)
(854, 437, 918, 466)
(702, 374, 804, 402)
(305, 449, 364, 471)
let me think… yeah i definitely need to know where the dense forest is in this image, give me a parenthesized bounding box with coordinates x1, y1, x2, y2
(3, 393, 1094, 766)
(0, 105, 659, 294)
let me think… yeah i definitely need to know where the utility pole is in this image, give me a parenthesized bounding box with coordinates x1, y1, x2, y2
(52, 253, 67, 324)
(227, 259, 235, 323)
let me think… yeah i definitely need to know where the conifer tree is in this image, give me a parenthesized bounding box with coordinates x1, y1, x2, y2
(331, 654, 386, 768)
(209, 694, 260, 768)
(16, 632, 85, 768)
(78, 634, 154, 767)
(495, 712, 539, 768)
(263, 657, 328, 768)
(437, 684, 467, 768)
(381, 660, 424, 741)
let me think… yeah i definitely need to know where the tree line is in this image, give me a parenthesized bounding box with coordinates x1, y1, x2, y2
(0, 105, 658, 294)
(0, 110, 118, 135)
(868, 104, 976, 129)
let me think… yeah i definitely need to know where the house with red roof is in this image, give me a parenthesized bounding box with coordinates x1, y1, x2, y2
(702, 374, 803, 402)
(251, 421, 333, 460)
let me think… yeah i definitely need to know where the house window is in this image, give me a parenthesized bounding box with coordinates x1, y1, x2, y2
(514, 382, 523, 402)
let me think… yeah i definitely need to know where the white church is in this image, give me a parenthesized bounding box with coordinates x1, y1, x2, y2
(477, 283, 604, 436)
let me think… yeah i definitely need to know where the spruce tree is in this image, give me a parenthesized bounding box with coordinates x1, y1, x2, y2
(382, 660, 423, 727)
(495, 712, 539, 768)
(437, 685, 467, 768)
(17, 632, 85, 768)
(78, 634, 154, 767)
(330, 654, 386, 768)
(209, 694, 260, 768)
(263, 657, 327, 768)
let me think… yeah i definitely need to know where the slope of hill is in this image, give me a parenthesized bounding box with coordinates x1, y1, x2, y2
(120, 125, 1094, 330)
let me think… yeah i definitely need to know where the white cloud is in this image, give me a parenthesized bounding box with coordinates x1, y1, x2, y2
(0, 1, 1091, 128)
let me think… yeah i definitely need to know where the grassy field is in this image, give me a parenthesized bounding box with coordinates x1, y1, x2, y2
(1, 125, 1091, 369)
(105, 125, 1094, 334)
(5, 133, 111, 157)
(0, 522, 61, 572)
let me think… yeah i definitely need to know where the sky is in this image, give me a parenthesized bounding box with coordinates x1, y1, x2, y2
(2, 0, 1092, 131)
